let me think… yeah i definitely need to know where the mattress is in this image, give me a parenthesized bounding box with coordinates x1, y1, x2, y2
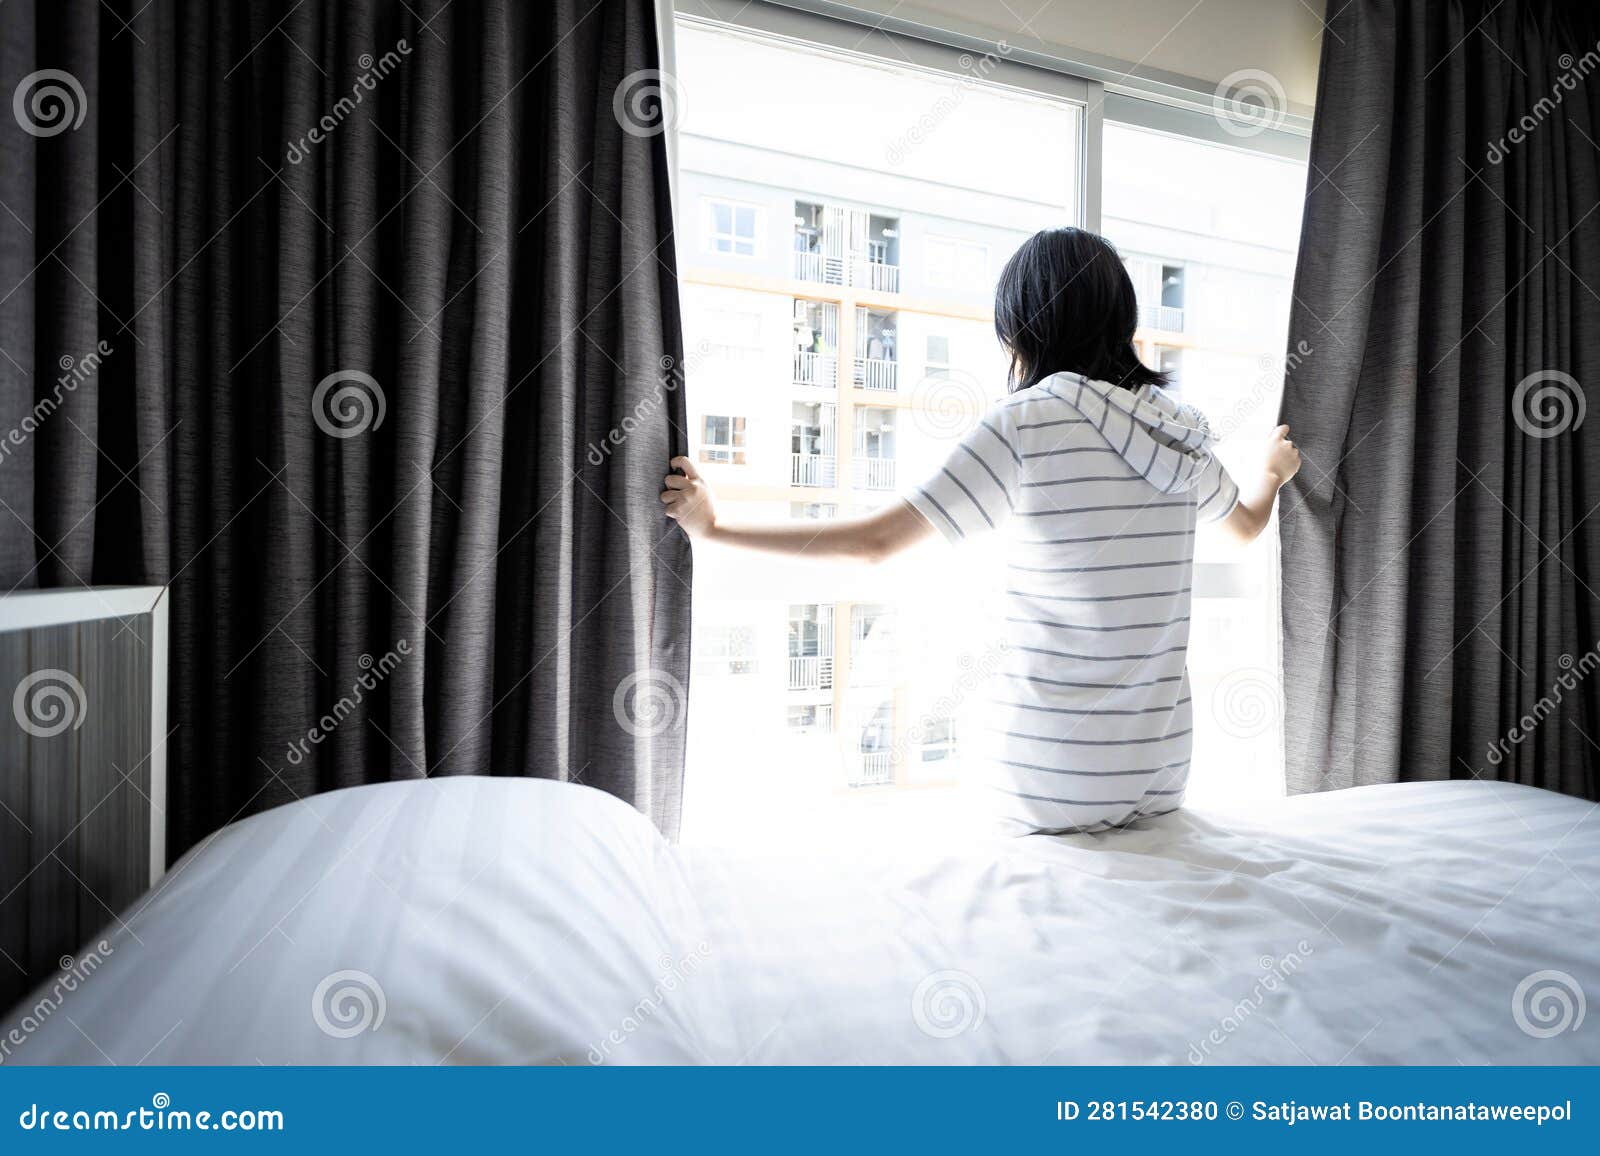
(4, 776, 1595, 1065)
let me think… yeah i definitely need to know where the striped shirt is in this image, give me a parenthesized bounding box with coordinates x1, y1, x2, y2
(903, 371, 1239, 835)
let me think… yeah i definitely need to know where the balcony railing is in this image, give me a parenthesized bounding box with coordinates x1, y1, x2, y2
(794, 251, 844, 285)
(793, 350, 837, 387)
(853, 259, 900, 293)
(854, 457, 896, 491)
(854, 357, 898, 392)
(791, 453, 836, 487)
(787, 655, 834, 692)
(852, 751, 893, 787)
(794, 249, 900, 292)
(1139, 304, 1185, 332)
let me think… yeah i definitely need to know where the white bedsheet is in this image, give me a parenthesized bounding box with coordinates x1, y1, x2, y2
(5, 776, 1595, 1065)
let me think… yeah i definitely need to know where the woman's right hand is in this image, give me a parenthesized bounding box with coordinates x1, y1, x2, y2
(661, 456, 718, 539)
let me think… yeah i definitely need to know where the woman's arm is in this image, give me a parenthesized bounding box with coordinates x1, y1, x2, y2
(1217, 424, 1301, 545)
(661, 456, 933, 563)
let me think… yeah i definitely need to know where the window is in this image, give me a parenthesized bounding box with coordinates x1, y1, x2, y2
(705, 307, 762, 352)
(1161, 264, 1186, 310)
(706, 199, 759, 256)
(853, 408, 897, 490)
(787, 704, 834, 734)
(926, 236, 989, 291)
(919, 717, 957, 763)
(1104, 120, 1306, 810)
(790, 502, 838, 520)
(925, 335, 951, 379)
(1156, 344, 1184, 387)
(696, 625, 757, 676)
(789, 603, 833, 657)
(699, 415, 748, 465)
(852, 702, 896, 786)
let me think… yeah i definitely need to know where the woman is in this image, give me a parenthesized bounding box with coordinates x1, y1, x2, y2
(661, 227, 1300, 834)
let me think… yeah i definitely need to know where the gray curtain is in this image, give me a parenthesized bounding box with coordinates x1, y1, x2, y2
(1280, 0, 1599, 800)
(0, 0, 692, 856)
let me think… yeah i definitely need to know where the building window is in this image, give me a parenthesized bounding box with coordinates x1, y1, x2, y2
(790, 502, 838, 520)
(1126, 255, 1187, 332)
(925, 335, 951, 379)
(853, 408, 897, 490)
(700, 414, 748, 465)
(704, 307, 763, 357)
(787, 704, 834, 734)
(696, 625, 757, 676)
(926, 236, 989, 290)
(850, 603, 893, 683)
(1161, 264, 1186, 310)
(854, 703, 895, 786)
(787, 604, 834, 692)
(706, 199, 759, 256)
(919, 717, 957, 763)
(1156, 345, 1183, 386)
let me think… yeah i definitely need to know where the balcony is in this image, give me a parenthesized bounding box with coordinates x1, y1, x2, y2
(792, 453, 836, 487)
(1139, 304, 1185, 332)
(852, 258, 900, 294)
(853, 357, 898, 392)
(793, 350, 837, 388)
(854, 457, 896, 491)
(787, 654, 834, 692)
(852, 751, 893, 787)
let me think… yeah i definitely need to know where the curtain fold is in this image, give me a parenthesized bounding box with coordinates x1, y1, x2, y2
(0, 0, 691, 856)
(1280, 0, 1599, 800)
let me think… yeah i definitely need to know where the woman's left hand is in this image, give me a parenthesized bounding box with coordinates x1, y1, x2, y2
(661, 457, 718, 538)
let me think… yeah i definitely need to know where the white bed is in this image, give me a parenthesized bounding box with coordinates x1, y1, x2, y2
(6, 776, 1596, 1065)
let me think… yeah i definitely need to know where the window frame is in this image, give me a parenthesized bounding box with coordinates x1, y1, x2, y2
(703, 196, 764, 257)
(671, 0, 1313, 835)
(699, 413, 749, 465)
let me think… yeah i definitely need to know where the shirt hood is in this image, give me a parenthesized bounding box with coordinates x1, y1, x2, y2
(1036, 371, 1219, 495)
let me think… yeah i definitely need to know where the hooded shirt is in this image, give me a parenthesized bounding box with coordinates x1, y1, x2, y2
(904, 371, 1239, 835)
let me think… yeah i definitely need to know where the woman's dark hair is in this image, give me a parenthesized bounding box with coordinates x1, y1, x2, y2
(993, 227, 1166, 393)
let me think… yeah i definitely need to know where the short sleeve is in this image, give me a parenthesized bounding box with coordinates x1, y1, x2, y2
(902, 402, 1021, 543)
(1194, 451, 1240, 523)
